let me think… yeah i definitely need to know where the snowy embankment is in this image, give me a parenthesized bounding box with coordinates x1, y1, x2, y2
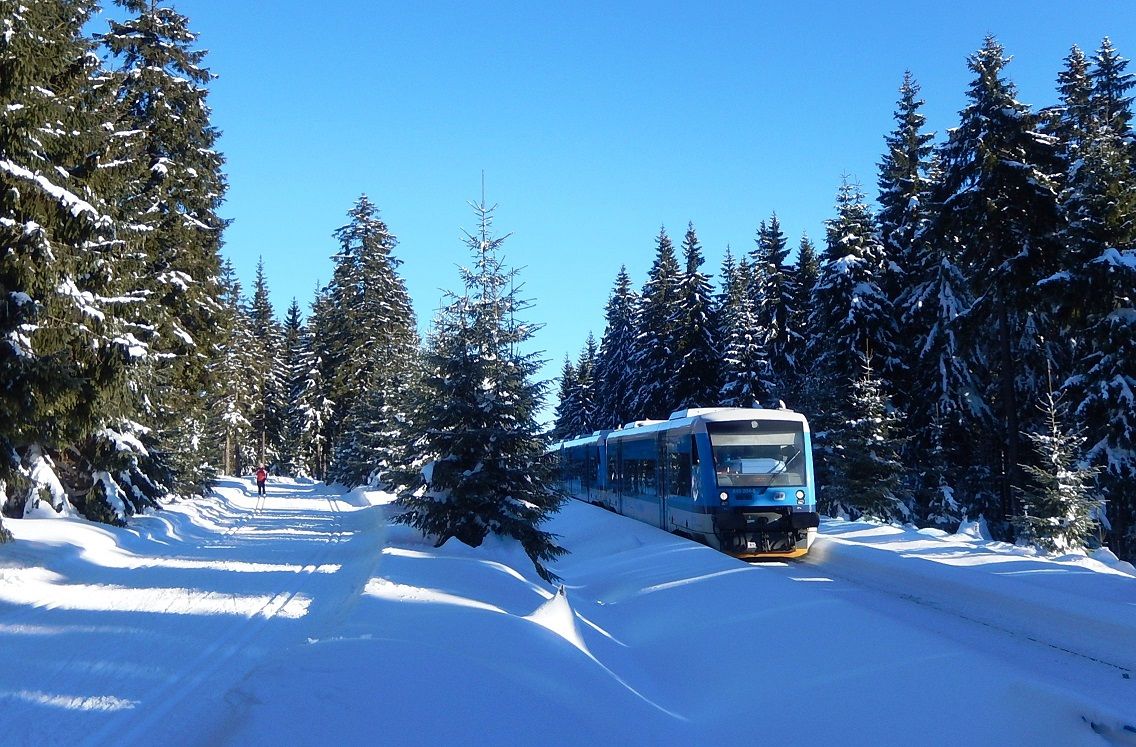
(1, 479, 1134, 746)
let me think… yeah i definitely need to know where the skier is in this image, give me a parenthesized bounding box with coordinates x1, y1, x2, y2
(255, 465, 267, 497)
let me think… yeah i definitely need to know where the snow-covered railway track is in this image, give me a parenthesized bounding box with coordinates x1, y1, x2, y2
(806, 533, 1136, 742)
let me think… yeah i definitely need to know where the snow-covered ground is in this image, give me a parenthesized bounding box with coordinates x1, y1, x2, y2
(1, 478, 1134, 746)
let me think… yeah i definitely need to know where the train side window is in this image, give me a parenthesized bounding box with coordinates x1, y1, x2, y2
(690, 435, 699, 465)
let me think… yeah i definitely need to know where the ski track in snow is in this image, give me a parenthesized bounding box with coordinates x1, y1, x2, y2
(0, 478, 382, 747)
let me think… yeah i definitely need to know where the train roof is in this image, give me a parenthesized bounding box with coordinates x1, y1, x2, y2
(608, 407, 808, 440)
(549, 407, 810, 450)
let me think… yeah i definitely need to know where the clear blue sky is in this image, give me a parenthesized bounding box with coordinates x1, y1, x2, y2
(95, 1, 1135, 399)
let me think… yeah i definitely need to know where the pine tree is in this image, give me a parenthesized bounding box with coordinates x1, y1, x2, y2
(593, 266, 638, 428)
(629, 226, 683, 419)
(563, 334, 598, 437)
(393, 198, 566, 582)
(1014, 382, 1103, 554)
(810, 179, 898, 413)
(670, 222, 720, 410)
(936, 36, 1063, 529)
(292, 290, 336, 480)
(0, 0, 148, 522)
(100, 0, 227, 496)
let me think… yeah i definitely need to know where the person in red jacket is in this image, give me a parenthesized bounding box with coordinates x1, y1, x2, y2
(255, 465, 267, 496)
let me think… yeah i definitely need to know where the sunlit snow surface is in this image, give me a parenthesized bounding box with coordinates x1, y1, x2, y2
(1, 477, 1133, 746)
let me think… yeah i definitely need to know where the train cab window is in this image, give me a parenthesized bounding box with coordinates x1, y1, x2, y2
(708, 420, 807, 487)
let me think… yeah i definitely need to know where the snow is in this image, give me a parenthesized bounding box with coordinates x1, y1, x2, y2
(1, 477, 1134, 745)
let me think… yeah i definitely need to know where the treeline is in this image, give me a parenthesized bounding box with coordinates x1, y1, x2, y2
(0, 4, 411, 534)
(553, 37, 1136, 559)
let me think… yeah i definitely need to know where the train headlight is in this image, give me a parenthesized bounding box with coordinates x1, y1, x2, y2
(795, 490, 806, 504)
(719, 492, 728, 502)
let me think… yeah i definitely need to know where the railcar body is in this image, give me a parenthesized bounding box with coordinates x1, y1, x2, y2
(551, 407, 820, 559)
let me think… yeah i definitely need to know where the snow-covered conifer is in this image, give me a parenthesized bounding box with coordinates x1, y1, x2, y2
(825, 356, 911, 523)
(552, 356, 578, 441)
(935, 36, 1062, 528)
(593, 266, 638, 429)
(0, 1, 150, 522)
(1014, 384, 1103, 553)
(670, 223, 720, 410)
(208, 260, 255, 475)
(321, 196, 419, 487)
(719, 256, 775, 408)
(750, 214, 794, 398)
(629, 227, 682, 419)
(393, 198, 566, 582)
(100, 0, 228, 496)
(247, 260, 287, 468)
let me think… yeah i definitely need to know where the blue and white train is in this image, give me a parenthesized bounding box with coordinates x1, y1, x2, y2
(549, 407, 820, 559)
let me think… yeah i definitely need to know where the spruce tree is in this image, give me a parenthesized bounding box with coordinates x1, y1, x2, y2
(552, 356, 578, 441)
(630, 226, 683, 419)
(810, 179, 898, 412)
(292, 291, 336, 480)
(394, 199, 566, 583)
(593, 266, 638, 428)
(878, 72, 934, 415)
(247, 259, 287, 468)
(0, 0, 146, 522)
(719, 256, 775, 408)
(564, 334, 598, 437)
(279, 298, 306, 474)
(936, 36, 1062, 528)
(322, 196, 419, 487)
(1014, 384, 1103, 553)
(100, 0, 227, 496)
(750, 214, 793, 398)
(825, 356, 911, 522)
(208, 259, 255, 475)
(670, 222, 720, 410)
(784, 234, 818, 410)
(1053, 39, 1136, 558)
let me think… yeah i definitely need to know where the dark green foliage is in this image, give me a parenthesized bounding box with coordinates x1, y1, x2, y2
(0, 0, 150, 520)
(394, 199, 566, 583)
(556, 336, 598, 440)
(247, 259, 288, 468)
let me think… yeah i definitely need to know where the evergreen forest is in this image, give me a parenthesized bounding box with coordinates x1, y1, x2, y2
(1, 3, 1133, 565)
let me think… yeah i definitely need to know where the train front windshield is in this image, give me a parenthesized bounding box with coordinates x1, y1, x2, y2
(708, 420, 807, 488)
